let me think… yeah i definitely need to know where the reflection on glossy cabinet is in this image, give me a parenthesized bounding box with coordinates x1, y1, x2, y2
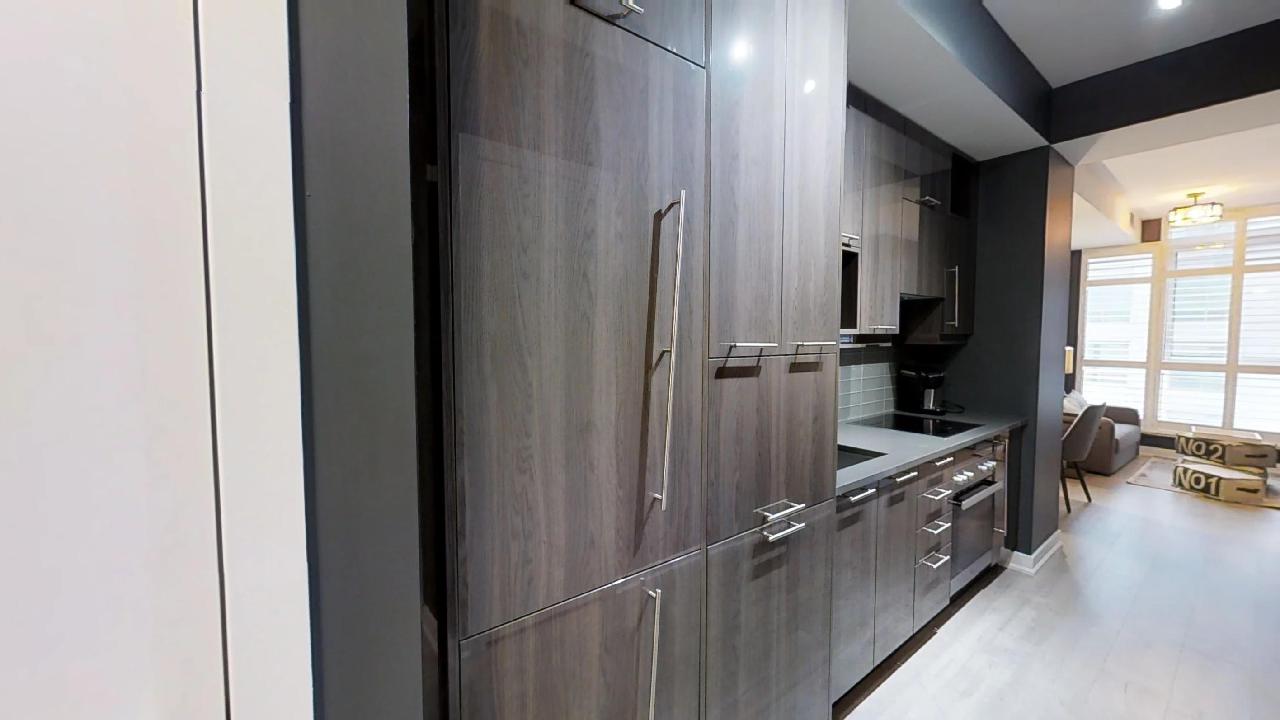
(709, 0, 787, 350)
(706, 501, 834, 720)
(873, 472, 920, 664)
(450, 0, 706, 635)
(831, 486, 879, 701)
(705, 355, 835, 543)
(572, 0, 707, 65)
(460, 551, 703, 719)
(782, 0, 844, 351)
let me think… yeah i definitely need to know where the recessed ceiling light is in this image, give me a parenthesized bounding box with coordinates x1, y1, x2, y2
(1157, 0, 1183, 10)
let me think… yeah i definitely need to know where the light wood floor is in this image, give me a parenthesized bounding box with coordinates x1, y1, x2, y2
(844, 451, 1280, 720)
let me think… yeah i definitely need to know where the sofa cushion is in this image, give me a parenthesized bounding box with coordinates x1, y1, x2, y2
(1113, 422, 1141, 453)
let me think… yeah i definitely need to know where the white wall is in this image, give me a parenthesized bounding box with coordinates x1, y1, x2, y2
(1, 2, 312, 718)
(0, 1, 226, 718)
(199, 1, 315, 717)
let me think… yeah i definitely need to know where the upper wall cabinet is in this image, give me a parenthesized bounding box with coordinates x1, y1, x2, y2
(857, 106, 904, 335)
(573, 0, 707, 65)
(841, 105, 866, 245)
(450, 0, 707, 636)
(710, 0, 846, 356)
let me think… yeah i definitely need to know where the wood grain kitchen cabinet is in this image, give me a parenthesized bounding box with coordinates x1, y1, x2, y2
(782, 0, 845, 352)
(709, 0, 787, 351)
(706, 501, 834, 720)
(858, 110, 903, 335)
(572, 0, 706, 66)
(830, 485, 879, 702)
(913, 544, 952, 632)
(450, 0, 706, 636)
(460, 550, 703, 719)
(705, 354, 836, 543)
(872, 469, 921, 663)
(841, 106, 867, 245)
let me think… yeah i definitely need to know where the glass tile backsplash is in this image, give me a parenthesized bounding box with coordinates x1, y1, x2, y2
(838, 347, 896, 422)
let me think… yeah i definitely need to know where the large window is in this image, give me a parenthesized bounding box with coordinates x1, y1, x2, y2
(1078, 207, 1280, 438)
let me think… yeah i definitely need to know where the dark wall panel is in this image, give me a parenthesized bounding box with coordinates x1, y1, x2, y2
(292, 0, 426, 717)
(1065, 250, 1081, 393)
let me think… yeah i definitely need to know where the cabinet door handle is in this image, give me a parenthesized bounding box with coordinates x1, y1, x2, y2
(945, 266, 960, 327)
(893, 471, 919, 484)
(846, 487, 877, 504)
(921, 487, 952, 501)
(870, 325, 898, 331)
(645, 587, 662, 720)
(921, 196, 941, 208)
(922, 553, 950, 570)
(653, 190, 686, 512)
(933, 456, 954, 467)
(840, 232, 861, 241)
(620, 0, 645, 15)
(923, 519, 952, 535)
(755, 499, 806, 523)
(722, 342, 779, 348)
(762, 520, 807, 543)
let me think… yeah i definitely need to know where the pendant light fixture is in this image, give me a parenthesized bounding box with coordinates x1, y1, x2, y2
(1167, 192, 1224, 227)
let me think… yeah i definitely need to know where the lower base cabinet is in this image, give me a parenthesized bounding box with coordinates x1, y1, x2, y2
(872, 473, 921, 664)
(706, 500, 834, 720)
(830, 487, 879, 702)
(913, 544, 951, 631)
(459, 551, 703, 719)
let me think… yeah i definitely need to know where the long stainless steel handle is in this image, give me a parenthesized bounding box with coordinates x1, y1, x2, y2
(762, 520, 807, 543)
(870, 325, 898, 330)
(934, 456, 954, 467)
(945, 266, 960, 326)
(791, 341, 838, 346)
(840, 232, 861, 241)
(645, 587, 662, 720)
(846, 487, 878, 504)
(894, 471, 919, 484)
(922, 553, 950, 570)
(722, 342, 780, 348)
(921, 487, 952, 501)
(923, 519, 952, 535)
(955, 480, 1004, 510)
(621, 0, 646, 15)
(653, 190, 686, 511)
(755, 499, 806, 523)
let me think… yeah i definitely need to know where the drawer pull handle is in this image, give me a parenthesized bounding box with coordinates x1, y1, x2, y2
(644, 587, 662, 720)
(722, 342, 779, 348)
(923, 520, 952, 535)
(762, 520, 807, 543)
(921, 487, 952, 501)
(790, 341, 838, 346)
(846, 487, 878, 504)
(841, 232, 861, 241)
(620, 0, 645, 15)
(755, 499, 806, 523)
(922, 553, 951, 570)
(894, 471, 919, 484)
(934, 456, 954, 467)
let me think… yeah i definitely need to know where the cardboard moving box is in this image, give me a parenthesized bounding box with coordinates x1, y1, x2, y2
(1176, 427, 1278, 469)
(1172, 460, 1269, 506)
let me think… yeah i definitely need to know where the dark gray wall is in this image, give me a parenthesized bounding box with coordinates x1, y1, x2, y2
(1066, 250, 1081, 393)
(946, 146, 1073, 556)
(292, 0, 425, 717)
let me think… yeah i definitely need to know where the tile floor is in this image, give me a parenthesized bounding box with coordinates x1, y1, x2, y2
(844, 451, 1280, 720)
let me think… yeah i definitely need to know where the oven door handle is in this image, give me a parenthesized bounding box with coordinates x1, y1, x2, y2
(951, 479, 1004, 511)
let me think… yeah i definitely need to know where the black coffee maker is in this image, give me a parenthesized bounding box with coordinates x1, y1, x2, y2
(898, 367, 948, 415)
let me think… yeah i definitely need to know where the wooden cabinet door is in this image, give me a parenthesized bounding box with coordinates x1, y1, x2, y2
(709, 0, 787, 352)
(781, 0, 845, 352)
(450, 0, 706, 635)
(831, 486, 879, 702)
(706, 355, 835, 543)
(706, 501, 834, 720)
(841, 107, 867, 244)
(572, 0, 707, 66)
(873, 471, 920, 663)
(916, 207, 948, 299)
(900, 198, 922, 297)
(460, 551, 703, 719)
(858, 114, 903, 335)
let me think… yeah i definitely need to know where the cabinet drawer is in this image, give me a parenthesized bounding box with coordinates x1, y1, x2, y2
(913, 544, 952, 632)
(917, 484, 954, 526)
(573, 0, 706, 66)
(915, 516, 952, 562)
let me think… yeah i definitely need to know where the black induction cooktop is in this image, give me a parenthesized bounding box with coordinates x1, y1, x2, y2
(855, 413, 980, 438)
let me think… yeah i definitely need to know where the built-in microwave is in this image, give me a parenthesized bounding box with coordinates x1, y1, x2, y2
(840, 234, 859, 347)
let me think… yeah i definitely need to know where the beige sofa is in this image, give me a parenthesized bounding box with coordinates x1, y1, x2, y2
(1063, 406, 1141, 476)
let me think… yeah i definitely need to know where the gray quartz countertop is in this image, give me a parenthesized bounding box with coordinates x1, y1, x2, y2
(835, 411, 1026, 495)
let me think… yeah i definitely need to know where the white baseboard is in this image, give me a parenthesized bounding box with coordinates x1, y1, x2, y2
(1003, 530, 1063, 576)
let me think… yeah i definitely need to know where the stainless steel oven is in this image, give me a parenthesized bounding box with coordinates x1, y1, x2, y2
(949, 455, 1004, 595)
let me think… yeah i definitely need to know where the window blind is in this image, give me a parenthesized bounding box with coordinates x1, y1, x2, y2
(1163, 275, 1231, 363)
(1169, 221, 1236, 270)
(1083, 284, 1149, 361)
(1234, 374, 1280, 433)
(1246, 216, 1280, 266)
(1086, 253, 1152, 281)
(1079, 366, 1146, 417)
(1239, 271, 1280, 366)
(1158, 370, 1225, 426)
